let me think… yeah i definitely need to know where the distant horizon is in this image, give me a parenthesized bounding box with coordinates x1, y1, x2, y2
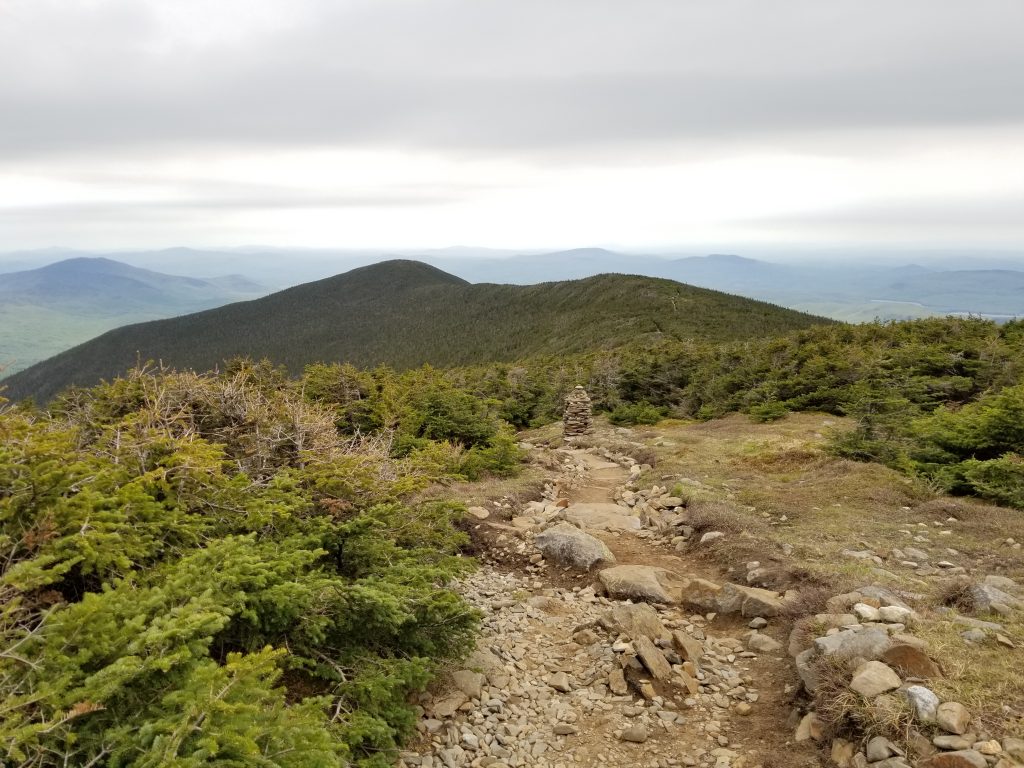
(3, 242, 1024, 268)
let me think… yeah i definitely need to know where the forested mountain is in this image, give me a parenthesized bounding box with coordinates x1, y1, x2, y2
(2, 260, 827, 403)
(0, 257, 267, 375)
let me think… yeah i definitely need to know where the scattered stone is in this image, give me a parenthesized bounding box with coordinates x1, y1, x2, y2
(608, 668, 629, 695)
(954, 616, 1004, 631)
(867, 736, 896, 762)
(466, 506, 490, 520)
(450, 670, 484, 699)
(432, 691, 468, 718)
(879, 605, 914, 624)
(735, 702, 752, 716)
(1002, 738, 1024, 760)
(814, 627, 892, 659)
(634, 635, 673, 680)
(794, 711, 823, 742)
(749, 617, 768, 629)
(620, 724, 649, 743)
(553, 723, 577, 735)
(534, 522, 616, 570)
(983, 575, 1018, 591)
(968, 583, 1023, 613)
(547, 671, 572, 692)
(603, 602, 669, 643)
(854, 602, 882, 622)
(746, 632, 782, 653)
(700, 531, 725, 544)
(679, 577, 723, 612)
(904, 685, 939, 722)
(934, 736, 974, 751)
(850, 660, 902, 698)
(856, 585, 911, 609)
(832, 738, 856, 767)
(672, 630, 705, 666)
(936, 702, 971, 735)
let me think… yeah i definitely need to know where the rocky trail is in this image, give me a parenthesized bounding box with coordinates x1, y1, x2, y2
(398, 423, 1024, 768)
(398, 445, 796, 768)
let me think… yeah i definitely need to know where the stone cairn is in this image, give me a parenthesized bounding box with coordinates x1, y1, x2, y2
(562, 385, 593, 438)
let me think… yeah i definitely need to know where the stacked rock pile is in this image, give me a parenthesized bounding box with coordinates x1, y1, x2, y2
(563, 386, 593, 438)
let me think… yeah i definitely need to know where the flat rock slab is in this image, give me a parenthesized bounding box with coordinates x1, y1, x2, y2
(850, 660, 902, 698)
(633, 635, 673, 680)
(599, 565, 685, 604)
(564, 502, 642, 532)
(814, 627, 892, 660)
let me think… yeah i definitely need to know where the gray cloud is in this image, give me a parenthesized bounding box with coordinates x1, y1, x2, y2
(2, 0, 1023, 159)
(3, 0, 1024, 251)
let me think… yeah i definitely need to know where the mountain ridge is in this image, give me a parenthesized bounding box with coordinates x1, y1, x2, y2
(0, 257, 268, 376)
(2, 260, 829, 403)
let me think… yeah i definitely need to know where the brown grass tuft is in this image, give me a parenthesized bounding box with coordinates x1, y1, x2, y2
(813, 654, 914, 744)
(936, 576, 976, 612)
(685, 500, 765, 537)
(780, 584, 833, 619)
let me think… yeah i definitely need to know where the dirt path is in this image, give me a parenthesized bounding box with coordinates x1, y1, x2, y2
(400, 444, 804, 768)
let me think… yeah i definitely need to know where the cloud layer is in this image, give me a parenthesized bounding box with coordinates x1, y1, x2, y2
(2, 0, 1023, 250)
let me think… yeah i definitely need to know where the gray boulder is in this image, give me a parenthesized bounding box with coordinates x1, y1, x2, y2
(598, 565, 684, 604)
(534, 522, 615, 570)
(814, 627, 892, 660)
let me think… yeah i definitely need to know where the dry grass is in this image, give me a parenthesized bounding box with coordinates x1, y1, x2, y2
(813, 654, 915, 744)
(914, 613, 1024, 735)
(515, 411, 1024, 741)
(686, 499, 765, 537)
(779, 583, 834, 619)
(414, 463, 548, 510)
(935, 576, 977, 612)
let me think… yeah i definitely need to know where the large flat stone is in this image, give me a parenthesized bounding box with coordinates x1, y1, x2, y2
(598, 565, 685, 604)
(814, 627, 892, 660)
(712, 582, 785, 617)
(563, 502, 642, 532)
(850, 660, 902, 698)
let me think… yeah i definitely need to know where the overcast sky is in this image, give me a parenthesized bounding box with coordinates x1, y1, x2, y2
(2, 0, 1023, 254)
